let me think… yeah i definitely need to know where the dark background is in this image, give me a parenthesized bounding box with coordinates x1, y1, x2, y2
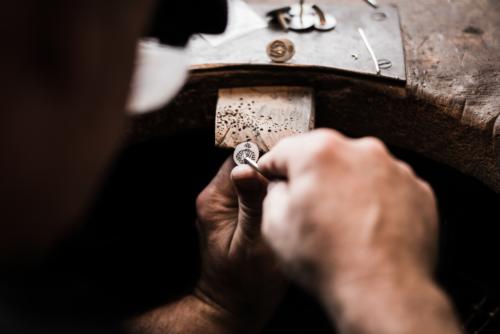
(2, 128, 499, 333)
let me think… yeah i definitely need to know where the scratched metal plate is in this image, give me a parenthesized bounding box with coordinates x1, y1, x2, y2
(188, 4, 406, 82)
(215, 86, 314, 151)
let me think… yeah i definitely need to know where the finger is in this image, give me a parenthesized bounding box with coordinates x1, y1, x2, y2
(258, 129, 346, 180)
(231, 164, 268, 210)
(207, 157, 238, 198)
(262, 181, 291, 256)
(231, 164, 268, 240)
(257, 138, 297, 180)
(395, 160, 416, 177)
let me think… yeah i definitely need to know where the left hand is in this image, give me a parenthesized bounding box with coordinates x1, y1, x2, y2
(194, 157, 287, 331)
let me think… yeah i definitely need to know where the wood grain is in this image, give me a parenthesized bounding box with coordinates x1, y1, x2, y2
(131, 0, 500, 192)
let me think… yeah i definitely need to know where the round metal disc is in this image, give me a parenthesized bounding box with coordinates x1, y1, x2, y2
(289, 15, 315, 31)
(314, 14, 337, 31)
(267, 39, 295, 63)
(233, 142, 260, 166)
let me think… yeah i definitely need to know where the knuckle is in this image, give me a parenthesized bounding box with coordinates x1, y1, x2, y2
(357, 137, 388, 157)
(272, 135, 297, 154)
(313, 129, 343, 143)
(313, 128, 340, 139)
(418, 179, 435, 199)
(396, 160, 415, 176)
(195, 188, 212, 218)
(308, 130, 340, 160)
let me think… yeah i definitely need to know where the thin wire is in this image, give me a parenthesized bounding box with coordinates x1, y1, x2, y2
(244, 157, 267, 179)
(300, 0, 305, 24)
(475, 304, 500, 334)
(358, 27, 381, 75)
(363, 0, 378, 9)
(464, 297, 487, 328)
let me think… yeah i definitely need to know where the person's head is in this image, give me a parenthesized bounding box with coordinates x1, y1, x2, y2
(127, 0, 228, 113)
(148, 0, 228, 47)
(0, 0, 227, 263)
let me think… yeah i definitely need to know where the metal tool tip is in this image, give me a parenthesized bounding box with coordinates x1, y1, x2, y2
(244, 156, 265, 176)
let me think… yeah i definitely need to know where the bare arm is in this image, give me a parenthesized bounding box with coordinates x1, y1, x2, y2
(127, 294, 248, 334)
(259, 129, 462, 334)
(324, 270, 461, 334)
(125, 159, 286, 334)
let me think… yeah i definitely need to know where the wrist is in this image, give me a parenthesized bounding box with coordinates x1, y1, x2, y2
(126, 293, 257, 334)
(321, 269, 460, 334)
(192, 288, 260, 334)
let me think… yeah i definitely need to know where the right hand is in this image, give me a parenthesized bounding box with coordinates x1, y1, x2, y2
(258, 129, 439, 295)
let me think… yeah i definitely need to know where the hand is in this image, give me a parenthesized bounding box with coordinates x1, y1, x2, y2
(259, 129, 438, 289)
(194, 157, 286, 331)
(127, 158, 286, 334)
(258, 129, 459, 334)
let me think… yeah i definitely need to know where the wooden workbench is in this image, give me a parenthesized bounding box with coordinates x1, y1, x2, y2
(131, 0, 500, 192)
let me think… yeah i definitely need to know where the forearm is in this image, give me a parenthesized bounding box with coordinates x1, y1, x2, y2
(125, 294, 252, 334)
(323, 272, 462, 334)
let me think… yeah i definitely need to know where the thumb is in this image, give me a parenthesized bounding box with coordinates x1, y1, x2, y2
(231, 164, 268, 241)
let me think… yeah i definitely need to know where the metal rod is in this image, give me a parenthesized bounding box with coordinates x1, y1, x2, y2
(363, 0, 378, 8)
(244, 157, 267, 178)
(358, 28, 381, 75)
(243, 156, 287, 181)
(300, 0, 304, 23)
